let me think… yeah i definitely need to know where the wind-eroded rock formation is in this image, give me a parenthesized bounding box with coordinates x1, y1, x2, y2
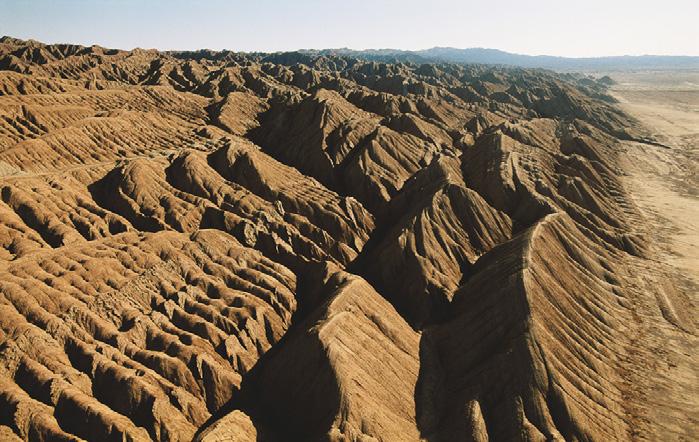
(0, 36, 694, 441)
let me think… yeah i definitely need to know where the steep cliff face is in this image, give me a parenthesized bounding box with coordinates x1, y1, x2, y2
(0, 37, 694, 441)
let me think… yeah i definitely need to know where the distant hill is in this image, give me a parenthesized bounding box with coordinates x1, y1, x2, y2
(307, 47, 699, 71)
(418, 47, 699, 71)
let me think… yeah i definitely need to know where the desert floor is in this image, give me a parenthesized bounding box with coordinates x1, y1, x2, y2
(608, 70, 699, 438)
(610, 70, 699, 294)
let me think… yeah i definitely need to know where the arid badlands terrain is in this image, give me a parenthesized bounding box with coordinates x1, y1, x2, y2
(0, 36, 696, 441)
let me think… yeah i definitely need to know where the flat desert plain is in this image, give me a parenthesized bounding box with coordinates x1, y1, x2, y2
(610, 70, 699, 293)
(608, 70, 699, 438)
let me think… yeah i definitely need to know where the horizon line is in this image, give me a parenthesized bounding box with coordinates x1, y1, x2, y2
(3, 35, 699, 59)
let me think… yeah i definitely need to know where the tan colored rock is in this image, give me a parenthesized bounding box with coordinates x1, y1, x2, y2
(249, 271, 422, 441)
(194, 410, 257, 442)
(0, 36, 693, 442)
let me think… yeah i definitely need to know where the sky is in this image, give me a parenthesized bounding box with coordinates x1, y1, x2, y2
(2, 0, 698, 57)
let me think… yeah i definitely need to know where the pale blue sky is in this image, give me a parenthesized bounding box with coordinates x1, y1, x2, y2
(2, 0, 697, 56)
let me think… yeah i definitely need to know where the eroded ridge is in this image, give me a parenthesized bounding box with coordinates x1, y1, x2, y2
(417, 213, 633, 440)
(0, 230, 296, 441)
(0, 36, 694, 441)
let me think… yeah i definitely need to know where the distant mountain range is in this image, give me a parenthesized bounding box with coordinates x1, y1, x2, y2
(304, 47, 699, 71)
(3, 35, 696, 71)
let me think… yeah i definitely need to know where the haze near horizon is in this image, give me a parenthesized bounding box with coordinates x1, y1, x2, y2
(2, 0, 698, 57)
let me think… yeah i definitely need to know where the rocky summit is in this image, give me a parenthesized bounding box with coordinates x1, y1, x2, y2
(0, 36, 695, 441)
